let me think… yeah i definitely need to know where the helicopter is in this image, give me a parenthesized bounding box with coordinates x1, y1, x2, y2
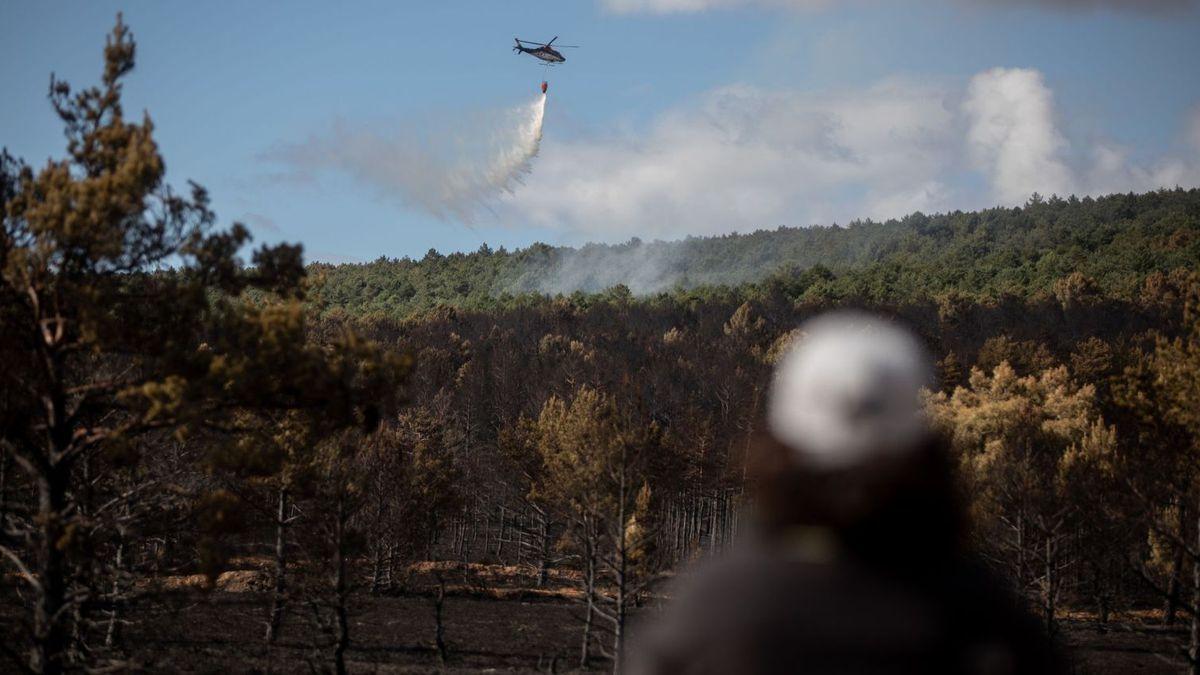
(513, 36, 578, 64)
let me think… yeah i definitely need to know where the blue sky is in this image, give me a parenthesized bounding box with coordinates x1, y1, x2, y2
(3, 0, 1199, 263)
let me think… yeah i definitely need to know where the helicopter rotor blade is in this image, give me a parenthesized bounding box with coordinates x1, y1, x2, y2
(514, 37, 576, 48)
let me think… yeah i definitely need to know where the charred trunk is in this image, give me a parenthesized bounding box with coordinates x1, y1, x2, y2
(265, 487, 288, 644)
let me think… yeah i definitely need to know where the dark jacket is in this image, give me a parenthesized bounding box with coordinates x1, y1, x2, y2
(629, 437, 1063, 675)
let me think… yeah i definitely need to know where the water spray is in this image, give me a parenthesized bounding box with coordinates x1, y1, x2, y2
(482, 86, 546, 198)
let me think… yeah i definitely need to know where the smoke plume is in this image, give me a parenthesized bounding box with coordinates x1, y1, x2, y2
(264, 93, 547, 222)
(510, 239, 686, 296)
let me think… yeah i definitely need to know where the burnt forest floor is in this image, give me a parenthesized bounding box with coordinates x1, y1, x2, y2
(2, 560, 1193, 673)
(121, 592, 1194, 674)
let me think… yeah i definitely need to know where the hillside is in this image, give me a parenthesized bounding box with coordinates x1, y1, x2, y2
(309, 188, 1200, 319)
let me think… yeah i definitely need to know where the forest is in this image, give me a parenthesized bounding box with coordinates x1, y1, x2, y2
(4, 16, 1200, 675)
(309, 187, 1200, 317)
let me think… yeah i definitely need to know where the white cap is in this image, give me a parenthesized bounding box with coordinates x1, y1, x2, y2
(767, 311, 933, 470)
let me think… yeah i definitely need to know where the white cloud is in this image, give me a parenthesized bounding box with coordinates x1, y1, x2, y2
(500, 69, 1200, 241)
(1085, 141, 1199, 194)
(962, 68, 1199, 201)
(266, 70, 1200, 245)
(504, 80, 960, 239)
(963, 68, 1076, 203)
(864, 181, 953, 222)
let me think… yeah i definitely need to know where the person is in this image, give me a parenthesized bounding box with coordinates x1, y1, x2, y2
(629, 311, 1063, 675)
